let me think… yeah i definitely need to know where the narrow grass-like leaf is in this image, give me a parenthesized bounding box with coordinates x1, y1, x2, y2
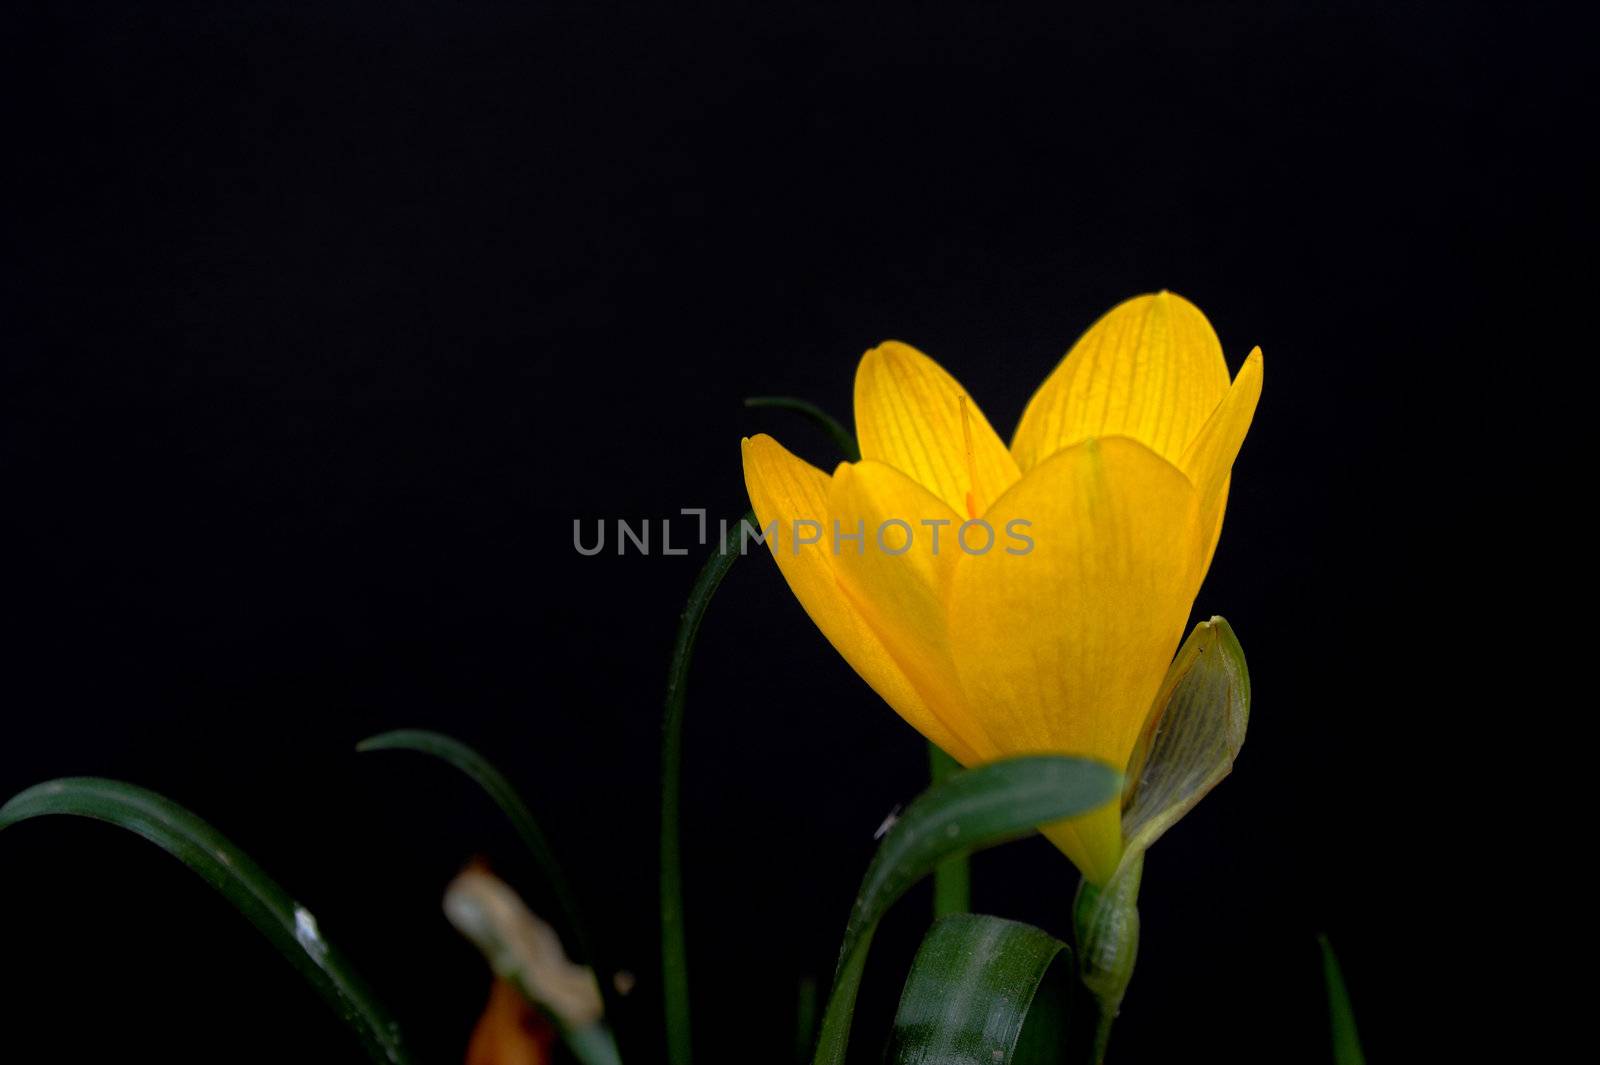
(660, 510, 755, 1065)
(887, 914, 1072, 1065)
(813, 755, 1120, 1065)
(744, 396, 861, 462)
(0, 777, 409, 1065)
(1319, 934, 1366, 1065)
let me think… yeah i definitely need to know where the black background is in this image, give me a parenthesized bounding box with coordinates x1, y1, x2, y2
(3, 2, 1571, 1062)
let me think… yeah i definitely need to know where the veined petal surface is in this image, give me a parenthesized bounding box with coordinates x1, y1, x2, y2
(854, 341, 1020, 518)
(1011, 293, 1232, 470)
(828, 461, 991, 764)
(1179, 347, 1262, 577)
(946, 437, 1204, 882)
(741, 435, 979, 763)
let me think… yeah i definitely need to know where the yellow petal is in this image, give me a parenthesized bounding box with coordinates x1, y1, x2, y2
(827, 460, 993, 765)
(1180, 347, 1263, 577)
(946, 436, 1204, 883)
(1180, 347, 1263, 506)
(741, 435, 979, 763)
(1198, 479, 1230, 583)
(854, 341, 1020, 518)
(1011, 292, 1232, 471)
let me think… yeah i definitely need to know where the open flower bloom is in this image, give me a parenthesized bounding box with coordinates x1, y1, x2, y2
(742, 293, 1262, 884)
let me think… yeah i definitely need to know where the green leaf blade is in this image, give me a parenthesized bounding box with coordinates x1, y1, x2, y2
(0, 777, 410, 1065)
(1319, 934, 1366, 1065)
(888, 914, 1072, 1065)
(355, 728, 590, 961)
(356, 727, 627, 1058)
(813, 754, 1120, 1065)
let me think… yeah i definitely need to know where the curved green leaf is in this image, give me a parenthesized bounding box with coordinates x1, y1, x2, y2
(743, 396, 861, 462)
(1319, 935, 1366, 1065)
(355, 728, 626, 1057)
(888, 914, 1073, 1065)
(0, 777, 410, 1065)
(813, 755, 1121, 1065)
(355, 729, 591, 964)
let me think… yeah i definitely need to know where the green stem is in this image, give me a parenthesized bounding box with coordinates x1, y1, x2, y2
(1070, 854, 1143, 1064)
(660, 511, 754, 1065)
(927, 744, 970, 916)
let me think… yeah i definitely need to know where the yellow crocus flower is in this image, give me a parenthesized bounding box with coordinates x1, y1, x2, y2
(741, 292, 1262, 885)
